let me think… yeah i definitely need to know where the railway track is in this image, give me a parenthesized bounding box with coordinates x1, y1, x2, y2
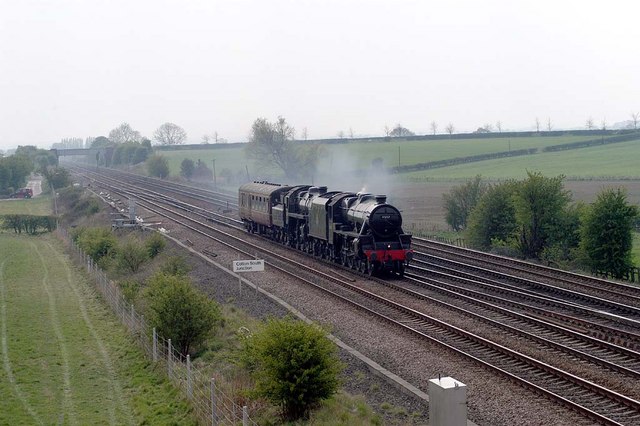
(67, 164, 640, 424)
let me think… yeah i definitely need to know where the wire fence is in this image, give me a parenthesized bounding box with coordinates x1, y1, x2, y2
(57, 227, 258, 425)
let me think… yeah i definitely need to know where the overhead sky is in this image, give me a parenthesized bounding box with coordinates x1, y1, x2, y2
(1, 0, 638, 151)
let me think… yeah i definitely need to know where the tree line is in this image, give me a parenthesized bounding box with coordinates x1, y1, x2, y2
(443, 173, 639, 279)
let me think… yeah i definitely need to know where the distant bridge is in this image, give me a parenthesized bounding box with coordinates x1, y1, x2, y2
(51, 147, 114, 163)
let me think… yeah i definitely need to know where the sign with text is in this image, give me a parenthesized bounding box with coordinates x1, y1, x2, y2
(233, 259, 265, 272)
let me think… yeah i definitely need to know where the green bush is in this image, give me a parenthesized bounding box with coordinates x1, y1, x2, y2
(146, 154, 170, 179)
(242, 317, 342, 420)
(144, 273, 221, 355)
(76, 227, 118, 262)
(145, 232, 166, 258)
(117, 238, 148, 273)
(160, 256, 191, 276)
(0, 214, 57, 234)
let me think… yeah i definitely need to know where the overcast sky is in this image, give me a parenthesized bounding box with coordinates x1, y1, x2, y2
(1, 0, 638, 151)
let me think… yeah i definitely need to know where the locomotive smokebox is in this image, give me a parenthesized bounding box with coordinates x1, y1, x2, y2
(375, 195, 387, 204)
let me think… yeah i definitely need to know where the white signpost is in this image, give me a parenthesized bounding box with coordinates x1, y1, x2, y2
(233, 259, 265, 272)
(233, 259, 265, 296)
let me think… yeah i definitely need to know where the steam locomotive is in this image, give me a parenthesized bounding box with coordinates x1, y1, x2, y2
(239, 181, 413, 276)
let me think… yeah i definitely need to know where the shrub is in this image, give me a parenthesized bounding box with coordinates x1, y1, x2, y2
(160, 256, 191, 276)
(76, 227, 118, 262)
(117, 238, 148, 273)
(145, 273, 221, 355)
(146, 154, 170, 179)
(242, 317, 342, 420)
(145, 232, 166, 258)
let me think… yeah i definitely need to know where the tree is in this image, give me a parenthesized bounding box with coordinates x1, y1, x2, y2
(443, 175, 487, 231)
(513, 172, 572, 259)
(580, 188, 639, 278)
(631, 112, 639, 130)
(466, 182, 518, 250)
(153, 122, 187, 145)
(445, 122, 455, 135)
(384, 125, 391, 137)
(535, 117, 541, 132)
(496, 121, 502, 133)
(389, 124, 414, 137)
(243, 317, 342, 420)
(108, 123, 142, 144)
(180, 158, 195, 180)
(601, 118, 607, 131)
(301, 127, 308, 140)
(586, 117, 595, 130)
(546, 117, 552, 131)
(146, 154, 170, 178)
(91, 136, 112, 148)
(145, 273, 221, 355)
(42, 166, 71, 190)
(245, 116, 320, 181)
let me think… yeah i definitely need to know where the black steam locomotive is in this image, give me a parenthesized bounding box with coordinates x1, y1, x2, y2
(239, 181, 413, 276)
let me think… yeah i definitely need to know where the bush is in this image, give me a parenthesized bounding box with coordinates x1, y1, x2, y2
(145, 232, 166, 258)
(146, 154, 170, 179)
(160, 256, 191, 276)
(76, 227, 118, 262)
(242, 317, 342, 420)
(117, 238, 148, 273)
(145, 273, 221, 355)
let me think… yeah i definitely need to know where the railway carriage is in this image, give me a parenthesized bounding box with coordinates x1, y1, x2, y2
(239, 181, 413, 277)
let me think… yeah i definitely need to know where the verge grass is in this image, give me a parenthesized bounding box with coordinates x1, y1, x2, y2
(0, 233, 196, 425)
(0, 195, 53, 216)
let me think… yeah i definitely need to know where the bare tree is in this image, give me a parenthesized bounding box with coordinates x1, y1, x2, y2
(384, 125, 390, 137)
(430, 121, 438, 135)
(586, 117, 595, 130)
(631, 112, 639, 130)
(301, 127, 308, 140)
(495, 121, 502, 133)
(154, 122, 187, 145)
(213, 131, 219, 143)
(483, 123, 493, 132)
(349, 127, 354, 139)
(546, 117, 552, 132)
(445, 122, 455, 135)
(109, 122, 142, 144)
(201, 134, 210, 144)
(601, 118, 607, 131)
(337, 130, 345, 139)
(535, 117, 540, 133)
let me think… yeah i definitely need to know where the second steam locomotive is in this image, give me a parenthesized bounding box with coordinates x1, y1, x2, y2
(239, 181, 413, 276)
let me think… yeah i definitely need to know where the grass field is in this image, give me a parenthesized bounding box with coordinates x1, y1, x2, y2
(157, 134, 612, 181)
(402, 139, 640, 180)
(0, 195, 53, 216)
(0, 233, 196, 425)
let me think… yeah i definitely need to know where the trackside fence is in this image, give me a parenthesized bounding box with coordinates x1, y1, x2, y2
(57, 227, 258, 425)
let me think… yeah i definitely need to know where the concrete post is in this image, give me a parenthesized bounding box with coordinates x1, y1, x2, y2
(187, 355, 192, 399)
(428, 376, 467, 426)
(167, 339, 172, 377)
(152, 328, 157, 362)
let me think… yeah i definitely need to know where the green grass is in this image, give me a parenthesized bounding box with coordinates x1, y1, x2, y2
(402, 139, 640, 180)
(156, 134, 608, 180)
(0, 195, 53, 216)
(0, 233, 197, 425)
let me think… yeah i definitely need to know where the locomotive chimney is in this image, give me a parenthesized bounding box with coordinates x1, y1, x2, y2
(318, 186, 327, 195)
(375, 195, 387, 204)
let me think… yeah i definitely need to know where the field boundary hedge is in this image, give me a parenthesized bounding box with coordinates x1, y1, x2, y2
(0, 214, 57, 234)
